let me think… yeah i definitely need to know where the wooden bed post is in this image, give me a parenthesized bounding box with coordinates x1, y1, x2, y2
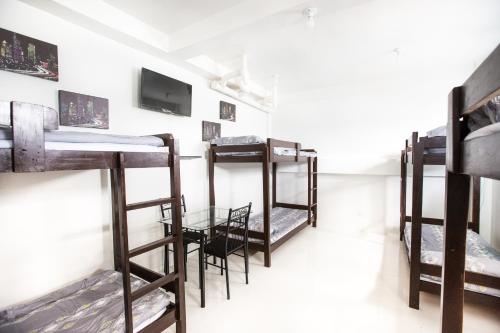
(409, 133, 423, 309)
(168, 138, 187, 333)
(111, 153, 134, 332)
(471, 176, 481, 234)
(272, 162, 277, 208)
(400, 148, 407, 241)
(440, 86, 469, 333)
(312, 156, 318, 227)
(307, 157, 312, 224)
(262, 145, 271, 267)
(441, 172, 470, 333)
(209, 146, 215, 206)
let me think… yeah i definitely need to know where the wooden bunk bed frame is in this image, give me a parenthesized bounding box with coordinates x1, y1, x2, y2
(208, 138, 318, 267)
(441, 44, 500, 333)
(400, 132, 484, 310)
(0, 101, 186, 333)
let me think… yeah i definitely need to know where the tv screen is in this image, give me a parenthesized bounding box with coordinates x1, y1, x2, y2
(140, 68, 192, 117)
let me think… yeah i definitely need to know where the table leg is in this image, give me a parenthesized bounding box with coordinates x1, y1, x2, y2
(199, 230, 206, 308)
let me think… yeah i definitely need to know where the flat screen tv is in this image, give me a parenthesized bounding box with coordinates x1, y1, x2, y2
(140, 68, 192, 117)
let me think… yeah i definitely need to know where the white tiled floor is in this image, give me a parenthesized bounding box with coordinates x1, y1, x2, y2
(169, 227, 500, 333)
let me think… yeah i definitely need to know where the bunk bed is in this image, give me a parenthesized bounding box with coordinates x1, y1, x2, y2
(399, 129, 485, 310)
(440, 44, 500, 332)
(208, 136, 318, 267)
(0, 101, 186, 333)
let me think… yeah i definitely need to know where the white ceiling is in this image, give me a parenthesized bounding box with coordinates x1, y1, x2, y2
(103, 0, 246, 34)
(23, 0, 500, 96)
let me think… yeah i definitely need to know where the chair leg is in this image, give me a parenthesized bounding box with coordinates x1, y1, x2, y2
(220, 257, 224, 275)
(165, 244, 170, 274)
(225, 257, 230, 300)
(244, 245, 249, 285)
(205, 254, 208, 270)
(184, 245, 188, 282)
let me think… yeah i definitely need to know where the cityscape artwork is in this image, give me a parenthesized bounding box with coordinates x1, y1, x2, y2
(220, 101, 236, 122)
(59, 90, 109, 129)
(202, 120, 221, 142)
(0, 27, 58, 81)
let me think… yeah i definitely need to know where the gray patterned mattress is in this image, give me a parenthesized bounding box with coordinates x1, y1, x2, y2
(0, 270, 170, 333)
(0, 128, 168, 152)
(426, 126, 446, 137)
(404, 223, 500, 297)
(247, 207, 310, 244)
(211, 136, 317, 157)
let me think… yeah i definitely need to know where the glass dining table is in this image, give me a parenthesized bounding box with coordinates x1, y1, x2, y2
(159, 206, 230, 308)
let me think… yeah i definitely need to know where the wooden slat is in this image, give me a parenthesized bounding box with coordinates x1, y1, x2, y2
(126, 197, 174, 211)
(214, 155, 263, 163)
(211, 143, 267, 153)
(123, 152, 169, 168)
(423, 154, 446, 165)
(138, 307, 177, 333)
(0, 149, 12, 172)
(131, 273, 178, 301)
(421, 263, 500, 289)
(128, 235, 176, 258)
(45, 150, 115, 170)
(420, 280, 500, 308)
(461, 44, 500, 115)
(274, 202, 308, 210)
(129, 262, 176, 293)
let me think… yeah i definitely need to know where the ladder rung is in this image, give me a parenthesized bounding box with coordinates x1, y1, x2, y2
(127, 197, 174, 211)
(129, 235, 176, 258)
(131, 272, 178, 302)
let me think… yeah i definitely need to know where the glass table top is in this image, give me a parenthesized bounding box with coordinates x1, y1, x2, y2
(159, 206, 229, 231)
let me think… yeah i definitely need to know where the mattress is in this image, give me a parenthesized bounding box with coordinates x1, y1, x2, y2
(0, 128, 168, 152)
(0, 270, 170, 333)
(247, 207, 310, 244)
(404, 223, 500, 297)
(215, 147, 317, 158)
(467, 95, 500, 132)
(211, 135, 265, 146)
(426, 126, 446, 137)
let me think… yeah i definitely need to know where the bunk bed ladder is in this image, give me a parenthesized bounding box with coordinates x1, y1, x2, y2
(308, 157, 318, 227)
(111, 150, 186, 333)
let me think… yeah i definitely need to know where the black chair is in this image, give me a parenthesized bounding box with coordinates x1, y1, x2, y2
(203, 203, 252, 300)
(161, 195, 203, 280)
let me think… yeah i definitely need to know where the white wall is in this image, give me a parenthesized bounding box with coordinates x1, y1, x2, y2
(272, 2, 500, 243)
(0, 0, 269, 307)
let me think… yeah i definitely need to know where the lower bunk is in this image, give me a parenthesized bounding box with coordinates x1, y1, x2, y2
(0, 270, 174, 333)
(246, 207, 313, 251)
(403, 223, 500, 304)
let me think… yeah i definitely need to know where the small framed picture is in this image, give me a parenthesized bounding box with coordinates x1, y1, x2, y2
(59, 90, 109, 129)
(202, 120, 221, 141)
(220, 101, 236, 122)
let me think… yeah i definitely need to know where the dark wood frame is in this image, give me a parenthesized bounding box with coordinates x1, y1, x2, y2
(208, 138, 318, 267)
(400, 132, 500, 309)
(0, 101, 186, 333)
(399, 131, 488, 310)
(440, 44, 500, 332)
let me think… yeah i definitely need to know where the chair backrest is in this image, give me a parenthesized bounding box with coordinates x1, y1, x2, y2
(447, 43, 500, 175)
(161, 194, 186, 219)
(224, 203, 252, 250)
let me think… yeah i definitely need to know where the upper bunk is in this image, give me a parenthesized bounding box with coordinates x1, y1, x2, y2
(0, 101, 175, 173)
(403, 126, 447, 166)
(209, 135, 317, 163)
(447, 43, 500, 180)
